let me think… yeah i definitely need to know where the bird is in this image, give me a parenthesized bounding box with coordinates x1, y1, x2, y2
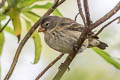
(38, 16, 108, 54)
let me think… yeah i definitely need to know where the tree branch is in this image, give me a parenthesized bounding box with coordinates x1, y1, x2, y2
(94, 16, 120, 36)
(77, 0, 86, 25)
(57, 0, 66, 6)
(0, 0, 6, 9)
(83, 0, 91, 26)
(4, 0, 66, 80)
(35, 53, 64, 80)
(0, 18, 11, 33)
(91, 1, 120, 30)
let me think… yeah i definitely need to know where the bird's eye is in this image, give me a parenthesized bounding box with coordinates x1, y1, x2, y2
(45, 23, 49, 26)
(45, 22, 50, 27)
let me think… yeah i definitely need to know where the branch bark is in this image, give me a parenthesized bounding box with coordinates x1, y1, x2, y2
(83, 0, 91, 26)
(4, 0, 66, 80)
(0, 18, 11, 33)
(94, 16, 120, 36)
(53, 52, 77, 80)
(74, 12, 79, 21)
(77, 0, 86, 25)
(91, 1, 120, 30)
(35, 54, 64, 80)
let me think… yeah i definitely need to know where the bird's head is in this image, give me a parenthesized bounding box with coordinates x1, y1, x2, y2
(38, 16, 60, 32)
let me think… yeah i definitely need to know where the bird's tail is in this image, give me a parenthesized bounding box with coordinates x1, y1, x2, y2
(88, 38, 108, 50)
(97, 41, 108, 50)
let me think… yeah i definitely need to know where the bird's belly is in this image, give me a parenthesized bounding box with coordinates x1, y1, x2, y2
(44, 33, 76, 53)
(44, 32, 88, 53)
(51, 39, 75, 53)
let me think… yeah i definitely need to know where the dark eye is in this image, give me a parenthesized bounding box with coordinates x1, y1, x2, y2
(44, 22, 50, 27)
(45, 23, 49, 26)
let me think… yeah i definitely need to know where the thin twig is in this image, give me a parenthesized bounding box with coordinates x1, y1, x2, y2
(77, 0, 86, 25)
(43, 0, 60, 17)
(4, 0, 66, 80)
(35, 53, 64, 80)
(0, 18, 11, 33)
(57, 0, 66, 6)
(91, 1, 120, 30)
(94, 16, 120, 36)
(74, 12, 79, 21)
(83, 0, 91, 26)
(43, 0, 66, 17)
(0, 0, 6, 9)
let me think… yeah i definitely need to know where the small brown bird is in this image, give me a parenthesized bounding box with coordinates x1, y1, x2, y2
(38, 16, 108, 53)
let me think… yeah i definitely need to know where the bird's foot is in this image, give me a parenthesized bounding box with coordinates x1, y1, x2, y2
(59, 63, 70, 71)
(73, 44, 79, 52)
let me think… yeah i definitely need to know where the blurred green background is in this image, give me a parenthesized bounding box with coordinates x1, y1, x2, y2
(0, 0, 120, 80)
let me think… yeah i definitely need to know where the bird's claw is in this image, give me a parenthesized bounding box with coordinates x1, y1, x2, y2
(73, 44, 79, 52)
(59, 63, 70, 71)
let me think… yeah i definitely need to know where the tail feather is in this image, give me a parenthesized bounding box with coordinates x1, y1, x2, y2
(88, 38, 108, 50)
(97, 41, 108, 50)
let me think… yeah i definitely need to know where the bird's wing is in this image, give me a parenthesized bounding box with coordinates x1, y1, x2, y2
(67, 23, 84, 32)
(56, 17, 94, 38)
(58, 17, 84, 32)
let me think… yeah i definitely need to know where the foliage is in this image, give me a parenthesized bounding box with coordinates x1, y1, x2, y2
(0, 0, 63, 64)
(92, 47, 120, 69)
(0, 24, 5, 56)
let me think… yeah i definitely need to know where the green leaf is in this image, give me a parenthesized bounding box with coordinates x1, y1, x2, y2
(0, 14, 6, 20)
(0, 32, 5, 56)
(24, 18, 31, 31)
(25, 19, 42, 64)
(92, 47, 120, 69)
(33, 32, 42, 64)
(30, 2, 63, 16)
(9, 8, 22, 41)
(7, 0, 19, 7)
(27, 11, 41, 18)
(5, 27, 15, 35)
(53, 9, 63, 16)
(23, 12, 39, 22)
(17, 0, 41, 8)
(0, 6, 7, 20)
(31, 2, 52, 9)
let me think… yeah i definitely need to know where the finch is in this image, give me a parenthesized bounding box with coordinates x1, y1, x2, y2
(38, 16, 108, 53)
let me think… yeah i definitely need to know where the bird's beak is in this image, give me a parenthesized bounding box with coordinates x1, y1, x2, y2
(38, 27, 45, 32)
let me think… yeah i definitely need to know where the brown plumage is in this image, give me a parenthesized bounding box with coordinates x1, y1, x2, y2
(38, 16, 108, 53)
